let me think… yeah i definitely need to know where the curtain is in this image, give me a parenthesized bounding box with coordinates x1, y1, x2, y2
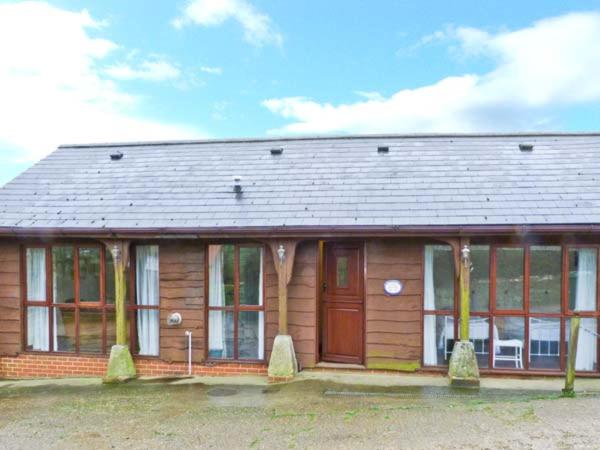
(574, 249, 597, 370)
(27, 308, 49, 351)
(27, 249, 49, 351)
(136, 245, 160, 356)
(258, 249, 264, 359)
(208, 245, 226, 355)
(423, 246, 437, 366)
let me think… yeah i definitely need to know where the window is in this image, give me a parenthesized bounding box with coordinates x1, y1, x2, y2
(24, 243, 160, 356)
(423, 245, 455, 366)
(25, 244, 114, 354)
(131, 245, 160, 356)
(423, 242, 600, 373)
(207, 244, 264, 360)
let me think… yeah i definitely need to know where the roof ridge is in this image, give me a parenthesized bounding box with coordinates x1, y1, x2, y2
(57, 131, 600, 149)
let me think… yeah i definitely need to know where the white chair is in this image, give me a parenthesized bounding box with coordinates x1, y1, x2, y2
(493, 325, 523, 369)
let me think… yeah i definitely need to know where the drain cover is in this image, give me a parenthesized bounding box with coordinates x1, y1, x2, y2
(207, 387, 238, 397)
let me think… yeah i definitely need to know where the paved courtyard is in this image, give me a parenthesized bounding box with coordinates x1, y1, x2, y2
(1, 374, 600, 449)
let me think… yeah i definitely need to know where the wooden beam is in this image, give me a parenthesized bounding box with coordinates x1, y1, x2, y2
(103, 240, 131, 346)
(267, 240, 299, 335)
(459, 237, 471, 341)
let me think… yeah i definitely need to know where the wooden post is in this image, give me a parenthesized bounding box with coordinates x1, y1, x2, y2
(459, 238, 470, 341)
(105, 240, 130, 345)
(563, 315, 580, 397)
(268, 241, 298, 335)
(102, 239, 135, 381)
(267, 240, 299, 380)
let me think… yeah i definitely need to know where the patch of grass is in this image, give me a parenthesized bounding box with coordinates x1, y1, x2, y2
(270, 410, 318, 420)
(343, 410, 358, 421)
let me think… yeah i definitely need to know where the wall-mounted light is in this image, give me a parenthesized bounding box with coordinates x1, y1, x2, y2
(461, 244, 471, 269)
(277, 244, 286, 264)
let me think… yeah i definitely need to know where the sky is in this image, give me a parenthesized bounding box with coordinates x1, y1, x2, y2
(1, 0, 600, 185)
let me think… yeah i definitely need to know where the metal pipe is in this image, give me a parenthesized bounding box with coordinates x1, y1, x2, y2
(184, 330, 192, 376)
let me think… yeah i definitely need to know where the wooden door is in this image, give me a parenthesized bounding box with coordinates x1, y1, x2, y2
(321, 242, 364, 364)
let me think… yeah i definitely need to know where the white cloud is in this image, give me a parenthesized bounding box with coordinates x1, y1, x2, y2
(106, 59, 181, 82)
(0, 2, 203, 162)
(200, 66, 223, 75)
(173, 0, 283, 47)
(264, 11, 600, 134)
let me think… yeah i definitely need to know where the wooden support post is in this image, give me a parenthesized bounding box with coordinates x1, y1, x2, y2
(268, 240, 298, 335)
(102, 239, 135, 382)
(448, 237, 479, 386)
(563, 315, 580, 397)
(459, 238, 471, 341)
(267, 240, 299, 380)
(106, 240, 130, 346)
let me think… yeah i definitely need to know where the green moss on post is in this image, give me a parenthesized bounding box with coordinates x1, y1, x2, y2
(104, 344, 136, 383)
(562, 316, 580, 397)
(449, 241, 480, 387)
(103, 240, 136, 383)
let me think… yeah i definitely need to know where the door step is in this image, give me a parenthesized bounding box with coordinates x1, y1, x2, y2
(316, 362, 366, 370)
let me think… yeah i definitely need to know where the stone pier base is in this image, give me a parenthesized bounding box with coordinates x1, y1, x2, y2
(268, 335, 297, 380)
(448, 341, 480, 387)
(104, 345, 136, 383)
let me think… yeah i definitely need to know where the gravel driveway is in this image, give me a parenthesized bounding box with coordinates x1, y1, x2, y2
(0, 377, 598, 449)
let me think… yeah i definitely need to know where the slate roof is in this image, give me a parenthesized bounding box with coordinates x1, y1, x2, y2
(1, 133, 600, 232)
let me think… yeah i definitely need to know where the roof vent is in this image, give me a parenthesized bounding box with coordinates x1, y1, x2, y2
(110, 151, 123, 160)
(270, 147, 284, 155)
(233, 176, 243, 194)
(519, 143, 534, 152)
(377, 145, 389, 154)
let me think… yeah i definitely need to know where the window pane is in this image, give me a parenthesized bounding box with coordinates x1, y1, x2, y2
(495, 247, 524, 310)
(53, 246, 74, 303)
(468, 316, 490, 368)
(336, 256, 349, 288)
(79, 248, 100, 302)
(208, 245, 234, 307)
(424, 245, 454, 311)
(471, 246, 490, 312)
(105, 248, 115, 304)
(208, 310, 234, 359)
(530, 246, 561, 313)
(529, 317, 560, 370)
(26, 248, 46, 302)
(27, 307, 49, 351)
(105, 249, 129, 305)
(423, 314, 454, 366)
(238, 311, 264, 359)
(79, 309, 103, 353)
(493, 316, 524, 369)
(240, 247, 263, 306)
(54, 308, 76, 352)
(106, 310, 116, 349)
(569, 248, 597, 312)
(137, 309, 159, 356)
(136, 246, 159, 306)
(566, 318, 598, 372)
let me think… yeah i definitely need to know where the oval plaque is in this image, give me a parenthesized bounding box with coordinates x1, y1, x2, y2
(384, 279, 403, 296)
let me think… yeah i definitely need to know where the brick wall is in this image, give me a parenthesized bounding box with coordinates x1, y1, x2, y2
(0, 354, 267, 379)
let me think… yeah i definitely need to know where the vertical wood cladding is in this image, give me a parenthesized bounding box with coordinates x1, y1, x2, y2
(158, 241, 205, 363)
(0, 240, 20, 356)
(265, 241, 318, 369)
(365, 239, 423, 371)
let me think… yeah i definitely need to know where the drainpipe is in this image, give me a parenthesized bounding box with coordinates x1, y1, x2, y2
(184, 331, 193, 376)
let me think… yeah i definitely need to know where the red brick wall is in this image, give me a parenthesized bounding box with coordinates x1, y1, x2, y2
(0, 354, 266, 379)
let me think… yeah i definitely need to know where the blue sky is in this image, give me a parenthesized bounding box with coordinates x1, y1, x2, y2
(1, 0, 600, 185)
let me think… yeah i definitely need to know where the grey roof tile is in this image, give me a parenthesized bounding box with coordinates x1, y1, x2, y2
(2, 133, 600, 229)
